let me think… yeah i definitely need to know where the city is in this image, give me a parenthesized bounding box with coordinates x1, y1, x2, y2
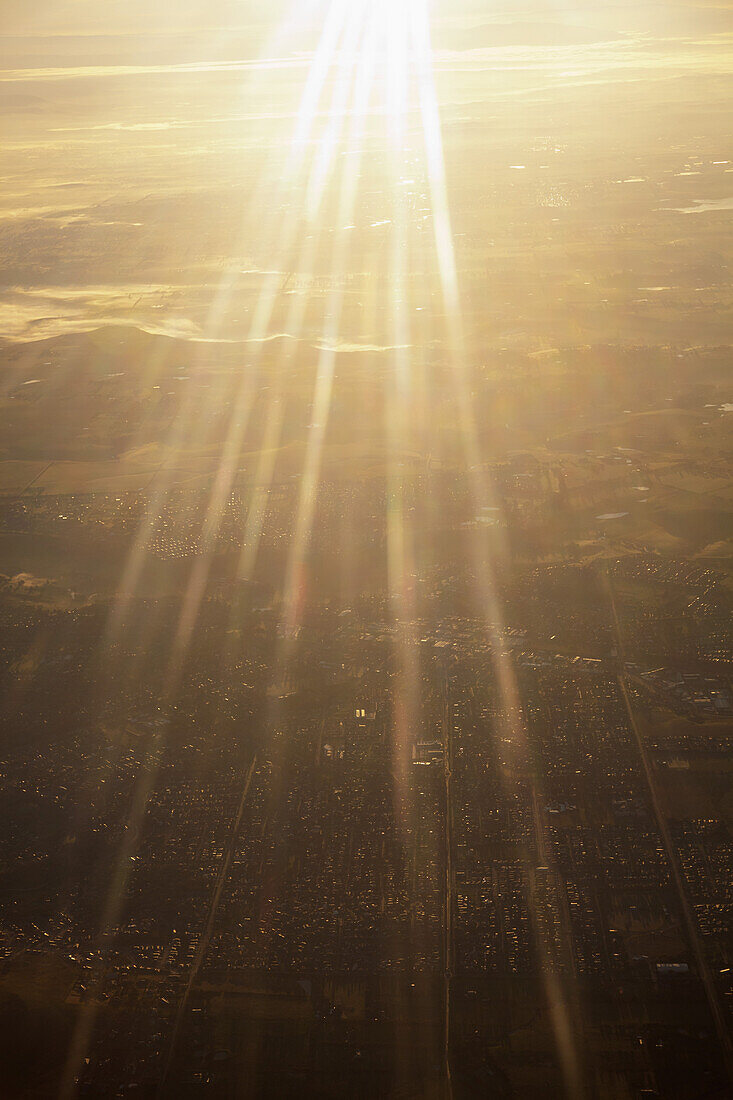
(1, 0, 732, 1096)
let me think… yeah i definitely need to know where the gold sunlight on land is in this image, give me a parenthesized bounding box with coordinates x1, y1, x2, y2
(3, 3, 732, 1096)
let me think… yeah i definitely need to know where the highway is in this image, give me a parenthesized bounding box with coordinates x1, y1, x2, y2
(157, 752, 259, 1097)
(607, 574, 733, 1088)
(441, 674, 455, 1100)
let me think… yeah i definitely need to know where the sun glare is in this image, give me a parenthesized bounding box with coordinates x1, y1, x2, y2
(291, 0, 428, 152)
(271, 0, 465, 645)
(7, 0, 733, 1097)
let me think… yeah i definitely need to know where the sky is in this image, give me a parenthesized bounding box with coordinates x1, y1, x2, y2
(3, 0, 732, 40)
(1, 0, 731, 346)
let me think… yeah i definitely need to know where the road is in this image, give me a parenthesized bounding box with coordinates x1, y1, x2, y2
(607, 573, 733, 1088)
(441, 674, 455, 1099)
(157, 752, 259, 1097)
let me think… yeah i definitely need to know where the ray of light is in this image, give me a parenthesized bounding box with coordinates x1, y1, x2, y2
(76, 13, 389, 1089)
(64, 3, 589, 1096)
(408, 6, 586, 1091)
(104, 1, 369, 646)
(282, 1, 376, 637)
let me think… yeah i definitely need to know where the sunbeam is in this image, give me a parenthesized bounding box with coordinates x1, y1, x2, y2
(3, 2, 732, 1099)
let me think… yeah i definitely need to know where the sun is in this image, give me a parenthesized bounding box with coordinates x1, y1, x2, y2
(289, 0, 429, 162)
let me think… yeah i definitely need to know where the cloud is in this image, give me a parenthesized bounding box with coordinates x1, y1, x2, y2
(1, 0, 291, 35)
(433, 22, 622, 51)
(0, 56, 309, 83)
